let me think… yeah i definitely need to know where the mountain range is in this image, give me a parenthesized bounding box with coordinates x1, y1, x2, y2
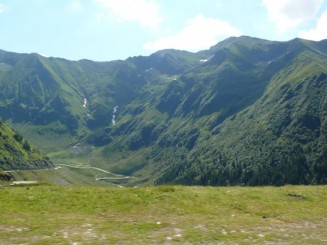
(0, 36, 326, 185)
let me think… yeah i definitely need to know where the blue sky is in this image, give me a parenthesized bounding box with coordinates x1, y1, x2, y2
(1, 0, 327, 61)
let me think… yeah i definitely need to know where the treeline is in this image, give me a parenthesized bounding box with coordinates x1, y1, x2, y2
(155, 145, 326, 186)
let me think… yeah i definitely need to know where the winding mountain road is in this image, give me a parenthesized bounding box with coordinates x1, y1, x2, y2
(4, 164, 134, 187)
(58, 164, 133, 180)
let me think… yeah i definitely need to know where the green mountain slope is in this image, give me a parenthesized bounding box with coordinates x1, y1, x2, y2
(0, 118, 52, 170)
(0, 36, 326, 185)
(0, 49, 200, 151)
(98, 37, 327, 185)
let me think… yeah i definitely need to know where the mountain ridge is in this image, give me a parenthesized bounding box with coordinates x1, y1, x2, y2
(0, 36, 326, 185)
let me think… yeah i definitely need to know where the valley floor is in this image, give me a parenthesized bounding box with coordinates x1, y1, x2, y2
(4, 164, 134, 187)
(0, 185, 326, 244)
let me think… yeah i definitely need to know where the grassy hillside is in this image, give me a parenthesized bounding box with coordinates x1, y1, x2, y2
(0, 118, 52, 170)
(0, 185, 326, 244)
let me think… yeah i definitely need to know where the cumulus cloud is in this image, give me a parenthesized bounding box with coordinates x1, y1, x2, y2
(299, 11, 327, 40)
(262, 0, 324, 31)
(143, 14, 241, 51)
(95, 0, 162, 30)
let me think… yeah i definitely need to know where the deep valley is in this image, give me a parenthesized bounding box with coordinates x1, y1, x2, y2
(0, 36, 326, 186)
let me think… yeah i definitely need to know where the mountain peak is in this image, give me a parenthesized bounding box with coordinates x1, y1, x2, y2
(206, 36, 273, 55)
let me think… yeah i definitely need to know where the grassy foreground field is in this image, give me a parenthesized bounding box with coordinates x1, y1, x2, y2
(0, 185, 326, 244)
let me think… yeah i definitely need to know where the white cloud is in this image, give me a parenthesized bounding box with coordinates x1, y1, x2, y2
(299, 10, 327, 40)
(95, 0, 162, 30)
(0, 4, 7, 13)
(70, 0, 83, 12)
(262, 0, 324, 31)
(143, 14, 241, 52)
